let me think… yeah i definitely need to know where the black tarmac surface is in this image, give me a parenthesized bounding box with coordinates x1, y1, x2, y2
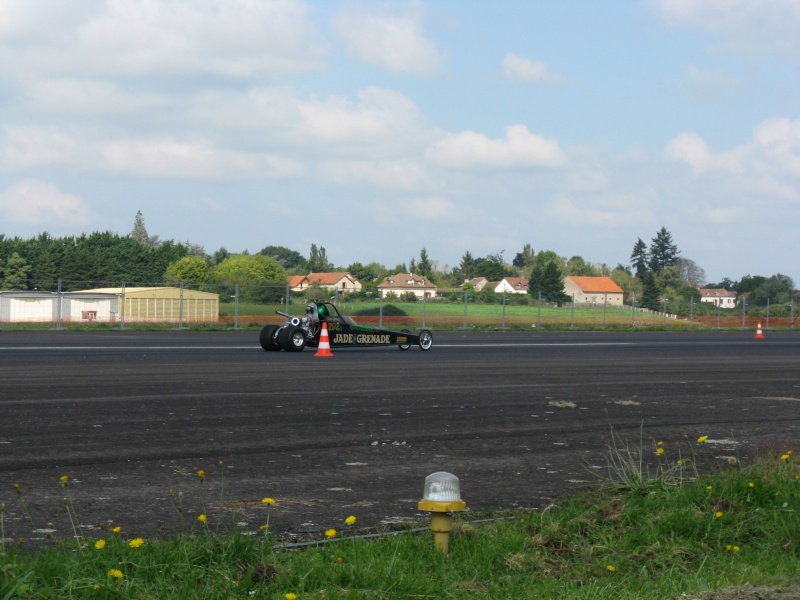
(1, 329, 799, 543)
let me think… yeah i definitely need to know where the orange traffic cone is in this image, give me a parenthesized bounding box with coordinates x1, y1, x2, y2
(315, 322, 334, 357)
(755, 322, 765, 339)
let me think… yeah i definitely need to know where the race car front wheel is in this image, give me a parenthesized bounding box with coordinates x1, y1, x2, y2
(280, 325, 307, 352)
(418, 329, 433, 351)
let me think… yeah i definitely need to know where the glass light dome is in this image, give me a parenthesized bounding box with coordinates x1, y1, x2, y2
(422, 472, 462, 502)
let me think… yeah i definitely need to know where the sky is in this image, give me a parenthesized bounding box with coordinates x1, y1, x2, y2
(1, 0, 798, 286)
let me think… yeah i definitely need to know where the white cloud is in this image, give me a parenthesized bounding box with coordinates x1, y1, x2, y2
(666, 117, 800, 179)
(370, 195, 459, 225)
(332, 1, 445, 74)
(547, 192, 657, 228)
(0, 126, 302, 179)
(655, 0, 800, 58)
(0, 0, 326, 79)
(319, 159, 427, 190)
(501, 53, 562, 83)
(426, 125, 565, 169)
(677, 65, 740, 101)
(0, 180, 92, 226)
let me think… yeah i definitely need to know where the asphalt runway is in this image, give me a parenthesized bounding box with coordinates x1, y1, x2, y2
(1, 329, 799, 543)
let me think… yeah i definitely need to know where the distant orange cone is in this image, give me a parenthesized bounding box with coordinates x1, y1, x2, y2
(755, 322, 765, 339)
(315, 322, 334, 357)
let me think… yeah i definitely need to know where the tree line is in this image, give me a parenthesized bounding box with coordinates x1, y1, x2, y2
(1, 214, 796, 312)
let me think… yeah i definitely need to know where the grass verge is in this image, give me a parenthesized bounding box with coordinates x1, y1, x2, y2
(1, 443, 798, 599)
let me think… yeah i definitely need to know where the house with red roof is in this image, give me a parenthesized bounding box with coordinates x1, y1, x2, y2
(563, 276, 625, 305)
(289, 272, 361, 293)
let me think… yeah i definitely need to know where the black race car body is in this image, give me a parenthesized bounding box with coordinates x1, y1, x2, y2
(259, 301, 432, 352)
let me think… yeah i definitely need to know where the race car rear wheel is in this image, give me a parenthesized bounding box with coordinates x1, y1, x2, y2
(259, 325, 282, 351)
(280, 325, 307, 352)
(418, 329, 433, 351)
(398, 329, 412, 351)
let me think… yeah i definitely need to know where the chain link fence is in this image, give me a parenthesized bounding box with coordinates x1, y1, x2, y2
(0, 279, 796, 330)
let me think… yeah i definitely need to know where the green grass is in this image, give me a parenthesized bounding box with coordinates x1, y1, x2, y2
(2, 440, 798, 599)
(219, 300, 686, 330)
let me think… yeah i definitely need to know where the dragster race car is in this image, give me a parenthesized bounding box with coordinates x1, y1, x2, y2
(259, 301, 433, 352)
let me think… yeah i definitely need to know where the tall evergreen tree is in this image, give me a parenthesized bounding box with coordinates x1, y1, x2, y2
(308, 244, 332, 272)
(648, 227, 679, 273)
(0, 252, 31, 290)
(529, 260, 570, 304)
(417, 248, 433, 279)
(641, 271, 661, 310)
(630, 238, 649, 279)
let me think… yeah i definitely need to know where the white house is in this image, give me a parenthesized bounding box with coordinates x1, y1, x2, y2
(493, 277, 529, 294)
(377, 273, 437, 299)
(699, 288, 737, 308)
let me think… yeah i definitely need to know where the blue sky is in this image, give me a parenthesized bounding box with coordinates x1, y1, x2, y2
(1, 0, 798, 285)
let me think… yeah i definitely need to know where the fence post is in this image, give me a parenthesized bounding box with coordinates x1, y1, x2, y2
(689, 296, 693, 329)
(537, 291, 541, 328)
(179, 282, 184, 330)
(570, 293, 575, 329)
(120, 281, 126, 330)
(631, 292, 636, 327)
(422, 292, 427, 329)
(233, 284, 239, 330)
(56, 278, 63, 330)
(379, 294, 383, 329)
(603, 294, 607, 328)
(717, 304, 721, 330)
(462, 288, 468, 329)
(792, 298, 795, 328)
(742, 298, 746, 329)
(501, 290, 506, 330)
(663, 297, 667, 326)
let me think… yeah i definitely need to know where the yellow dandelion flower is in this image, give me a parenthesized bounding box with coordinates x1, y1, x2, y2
(336, 557, 344, 564)
(677, 459, 683, 465)
(725, 544, 732, 551)
(129, 537, 144, 548)
(94, 539, 106, 550)
(715, 511, 724, 518)
(59, 475, 69, 487)
(325, 529, 337, 539)
(657, 441, 663, 447)
(197, 514, 207, 524)
(262, 497, 275, 505)
(13, 483, 21, 493)
(780, 454, 790, 461)
(606, 565, 615, 572)
(656, 447, 664, 456)
(285, 594, 298, 600)
(93, 584, 101, 591)
(112, 526, 121, 533)
(733, 545, 740, 552)
(260, 524, 269, 531)
(697, 435, 708, 443)
(197, 469, 205, 480)
(108, 569, 123, 579)
(706, 486, 713, 491)
(748, 482, 755, 488)
(345, 515, 356, 526)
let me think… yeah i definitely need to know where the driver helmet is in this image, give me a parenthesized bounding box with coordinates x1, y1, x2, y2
(305, 303, 316, 315)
